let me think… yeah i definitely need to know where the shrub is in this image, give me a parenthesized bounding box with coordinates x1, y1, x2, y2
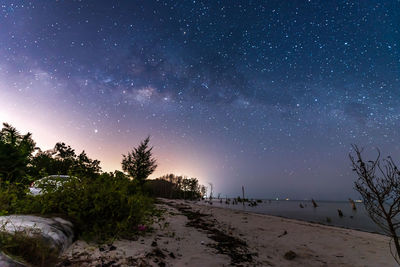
(0, 183, 28, 215)
(8, 173, 154, 241)
(0, 228, 59, 267)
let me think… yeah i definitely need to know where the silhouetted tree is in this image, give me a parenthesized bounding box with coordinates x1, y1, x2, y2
(30, 143, 101, 179)
(122, 136, 157, 186)
(73, 151, 101, 178)
(350, 145, 400, 264)
(0, 123, 35, 184)
(146, 174, 205, 199)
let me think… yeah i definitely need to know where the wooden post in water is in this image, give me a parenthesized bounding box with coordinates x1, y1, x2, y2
(242, 186, 245, 206)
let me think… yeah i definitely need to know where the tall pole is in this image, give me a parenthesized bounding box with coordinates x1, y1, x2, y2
(242, 185, 245, 207)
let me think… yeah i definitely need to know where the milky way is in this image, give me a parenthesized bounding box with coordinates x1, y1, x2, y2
(0, 1, 399, 199)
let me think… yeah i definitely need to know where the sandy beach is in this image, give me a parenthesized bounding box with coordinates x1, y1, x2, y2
(59, 199, 396, 266)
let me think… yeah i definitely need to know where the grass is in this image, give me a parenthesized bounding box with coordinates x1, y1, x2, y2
(0, 228, 60, 267)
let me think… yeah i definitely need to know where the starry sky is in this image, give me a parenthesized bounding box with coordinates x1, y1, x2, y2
(0, 0, 399, 200)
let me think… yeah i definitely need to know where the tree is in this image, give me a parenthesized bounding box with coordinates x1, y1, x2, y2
(122, 136, 157, 186)
(350, 145, 400, 264)
(0, 123, 35, 184)
(29, 143, 101, 179)
(148, 174, 204, 199)
(73, 151, 101, 178)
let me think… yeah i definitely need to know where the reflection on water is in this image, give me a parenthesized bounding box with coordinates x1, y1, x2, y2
(204, 199, 384, 234)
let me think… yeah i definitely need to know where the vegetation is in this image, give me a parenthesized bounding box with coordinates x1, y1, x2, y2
(0, 123, 35, 184)
(0, 123, 157, 248)
(18, 173, 154, 241)
(0, 122, 212, 265)
(145, 173, 206, 200)
(122, 136, 157, 187)
(29, 142, 101, 180)
(350, 145, 400, 264)
(0, 228, 59, 267)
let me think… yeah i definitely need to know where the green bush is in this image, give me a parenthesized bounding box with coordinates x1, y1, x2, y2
(1, 173, 154, 242)
(0, 183, 28, 215)
(0, 229, 59, 267)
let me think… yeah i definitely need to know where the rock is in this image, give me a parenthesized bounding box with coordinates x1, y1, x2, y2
(0, 215, 74, 252)
(0, 251, 27, 267)
(284, 250, 297, 260)
(278, 230, 288, 238)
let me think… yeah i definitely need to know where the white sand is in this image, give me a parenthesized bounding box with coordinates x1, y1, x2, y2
(60, 199, 397, 266)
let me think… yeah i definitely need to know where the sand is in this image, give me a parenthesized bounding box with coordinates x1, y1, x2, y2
(59, 199, 397, 266)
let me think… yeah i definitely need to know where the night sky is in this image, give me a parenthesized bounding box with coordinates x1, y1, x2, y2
(0, 1, 399, 200)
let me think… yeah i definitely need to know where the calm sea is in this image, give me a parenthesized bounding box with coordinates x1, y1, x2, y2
(202, 199, 384, 234)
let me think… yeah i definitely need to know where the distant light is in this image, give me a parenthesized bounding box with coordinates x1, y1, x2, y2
(94, 129, 98, 133)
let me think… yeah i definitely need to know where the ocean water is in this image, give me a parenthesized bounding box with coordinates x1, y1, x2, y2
(204, 199, 384, 234)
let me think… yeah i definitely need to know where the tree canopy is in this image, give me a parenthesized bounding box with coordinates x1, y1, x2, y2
(0, 123, 35, 183)
(122, 136, 157, 186)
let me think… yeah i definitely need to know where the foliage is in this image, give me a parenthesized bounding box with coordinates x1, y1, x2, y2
(0, 122, 157, 243)
(146, 174, 206, 200)
(0, 123, 36, 184)
(29, 142, 101, 179)
(0, 228, 59, 267)
(122, 136, 157, 186)
(350, 145, 400, 264)
(17, 173, 154, 241)
(0, 183, 28, 216)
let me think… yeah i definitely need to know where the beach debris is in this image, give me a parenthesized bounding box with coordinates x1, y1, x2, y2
(284, 250, 297, 260)
(168, 252, 176, 259)
(278, 230, 288, 238)
(225, 197, 231, 205)
(167, 202, 254, 265)
(311, 199, 318, 208)
(151, 241, 158, 247)
(337, 209, 344, 217)
(201, 241, 205, 245)
(348, 198, 357, 211)
(299, 203, 304, 208)
(248, 200, 258, 207)
(147, 247, 165, 259)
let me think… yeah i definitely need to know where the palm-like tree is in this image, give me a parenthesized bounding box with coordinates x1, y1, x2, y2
(0, 123, 35, 183)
